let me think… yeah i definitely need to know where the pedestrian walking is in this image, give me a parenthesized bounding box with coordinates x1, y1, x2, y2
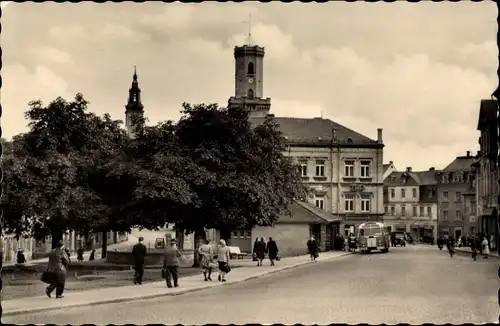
(482, 235, 490, 259)
(132, 237, 147, 285)
(76, 248, 84, 262)
(217, 239, 231, 282)
(89, 249, 95, 261)
(163, 239, 182, 288)
(448, 237, 455, 258)
(16, 250, 26, 264)
(42, 240, 69, 299)
(252, 238, 259, 261)
(266, 237, 279, 266)
(471, 234, 478, 261)
(254, 237, 266, 266)
(198, 239, 214, 281)
(65, 248, 71, 263)
(307, 236, 319, 261)
(490, 233, 496, 252)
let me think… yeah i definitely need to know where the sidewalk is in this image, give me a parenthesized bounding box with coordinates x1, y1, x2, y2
(2, 251, 352, 317)
(454, 246, 499, 258)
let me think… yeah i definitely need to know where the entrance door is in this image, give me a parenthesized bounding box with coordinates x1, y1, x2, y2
(454, 228, 462, 239)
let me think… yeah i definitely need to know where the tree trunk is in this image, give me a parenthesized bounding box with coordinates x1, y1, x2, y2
(51, 230, 63, 249)
(101, 231, 108, 259)
(191, 229, 207, 268)
(192, 230, 201, 268)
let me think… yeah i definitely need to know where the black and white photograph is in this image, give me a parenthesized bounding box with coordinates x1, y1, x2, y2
(0, 1, 499, 324)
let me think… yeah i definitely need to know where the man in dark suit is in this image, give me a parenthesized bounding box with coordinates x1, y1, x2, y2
(45, 240, 69, 298)
(132, 237, 147, 285)
(163, 239, 182, 288)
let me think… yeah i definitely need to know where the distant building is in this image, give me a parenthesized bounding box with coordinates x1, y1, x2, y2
(436, 152, 477, 238)
(227, 43, 384, 253)
(383, 167, 439, 241)
(473, 99, 498, 247)
(383, 161, 397, 180)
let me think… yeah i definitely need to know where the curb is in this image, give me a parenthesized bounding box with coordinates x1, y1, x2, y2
(3, 252, 353, 317)
(454, 248, 499, 258)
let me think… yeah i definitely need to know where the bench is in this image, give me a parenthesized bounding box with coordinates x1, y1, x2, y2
(227, 246, 248, 260)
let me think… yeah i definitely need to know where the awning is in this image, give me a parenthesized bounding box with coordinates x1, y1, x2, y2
(482, 208, 495, 216)
(411, 223, 434, 229)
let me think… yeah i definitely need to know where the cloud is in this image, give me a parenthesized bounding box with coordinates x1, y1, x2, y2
(1, 64, 71, 139)
(48, 25, 86, 42)
(28, 46, 73, 64)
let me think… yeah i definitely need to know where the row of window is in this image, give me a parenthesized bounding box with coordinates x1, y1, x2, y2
(441, 210, 464, 221)
(314, 195, 371, 212)
(299, 159, 372, 178)
(442, 191, 462, 202)
(389, 188, 463, 202)
(385, 205, 432, 217)
(389, 188, 418, 198)
(439, 173, 472, 184)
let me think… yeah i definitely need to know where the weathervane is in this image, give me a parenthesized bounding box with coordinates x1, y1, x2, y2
(243, 13, 253, 45)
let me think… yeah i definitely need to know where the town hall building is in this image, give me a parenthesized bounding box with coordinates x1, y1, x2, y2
(124, 42, 385, 257)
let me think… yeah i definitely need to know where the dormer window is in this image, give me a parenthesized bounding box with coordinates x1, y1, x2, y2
(247, 89, 254, 98)
(247, 62, 255, 75)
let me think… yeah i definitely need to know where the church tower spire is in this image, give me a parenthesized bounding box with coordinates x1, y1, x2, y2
(125, 66, 144, 138)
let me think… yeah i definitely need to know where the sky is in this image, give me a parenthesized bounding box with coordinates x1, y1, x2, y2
(1, 2, 497, 171)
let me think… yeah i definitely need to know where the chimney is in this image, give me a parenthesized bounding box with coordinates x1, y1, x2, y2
(377, 128, 383, 143)
(466, 151, 470, 157)
(429, 167, 435, 171)
(406, 167, 412, 172)
(389, 160, 393, 165)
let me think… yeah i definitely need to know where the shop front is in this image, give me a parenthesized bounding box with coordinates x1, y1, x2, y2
(480, 207, 498, 251)
(411, 222, 436, 244)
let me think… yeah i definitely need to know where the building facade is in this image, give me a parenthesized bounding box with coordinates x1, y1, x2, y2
(473, 99, 498, 249)
(436, 152, 477, 238)
(383, 167, 439, 241)
(226, 43, 384, 252)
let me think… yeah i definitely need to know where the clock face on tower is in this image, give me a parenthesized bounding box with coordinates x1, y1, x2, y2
(247, 77, 254, 84)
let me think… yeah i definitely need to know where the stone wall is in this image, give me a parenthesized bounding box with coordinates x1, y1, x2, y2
(253, 223, 311, 257)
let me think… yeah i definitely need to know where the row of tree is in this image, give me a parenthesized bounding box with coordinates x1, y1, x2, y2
(2, 94, 306, 260)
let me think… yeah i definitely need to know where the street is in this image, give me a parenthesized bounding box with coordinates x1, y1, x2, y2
(4, 245, 499, 324)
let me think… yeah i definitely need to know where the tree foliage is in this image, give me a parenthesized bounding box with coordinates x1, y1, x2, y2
(2, 95, 130, 244)
(2, 95, 306, 248)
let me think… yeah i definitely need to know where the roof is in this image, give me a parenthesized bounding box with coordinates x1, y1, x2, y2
(277, 201, 339, 224)
(443, 156, 475, 172)
(477, 99, 497, 131)
(414, 170, 440, 185)
(384, 170, 440, 186)
(383, 164, 391, 172)
(249, 117, 381, 147)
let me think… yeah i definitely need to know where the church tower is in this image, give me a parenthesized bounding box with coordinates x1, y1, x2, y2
(228, 45, 271, 118)
(125, 66, 144, 139)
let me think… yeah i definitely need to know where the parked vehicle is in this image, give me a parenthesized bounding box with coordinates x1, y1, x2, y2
(391, 232, 406, 247)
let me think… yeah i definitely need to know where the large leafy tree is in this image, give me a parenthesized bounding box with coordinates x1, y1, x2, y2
(173, 103, 306, 265)
(2, 94, 131, 251)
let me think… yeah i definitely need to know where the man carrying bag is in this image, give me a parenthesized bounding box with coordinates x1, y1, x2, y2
(41, 240, 69, 299)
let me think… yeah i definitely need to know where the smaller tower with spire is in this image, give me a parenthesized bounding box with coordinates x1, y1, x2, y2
(125, 66, 144, 139)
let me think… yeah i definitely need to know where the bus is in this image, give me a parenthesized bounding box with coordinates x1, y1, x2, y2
(357, 222, 390, 254)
